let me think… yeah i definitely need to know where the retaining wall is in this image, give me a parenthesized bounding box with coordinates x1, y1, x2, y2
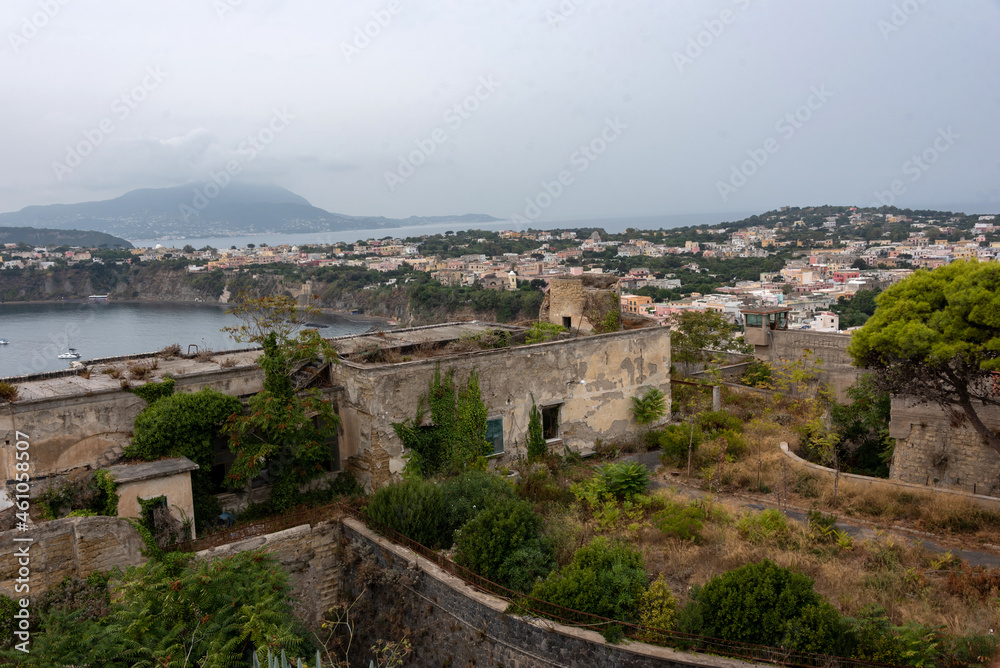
(342, 518, 759, 668)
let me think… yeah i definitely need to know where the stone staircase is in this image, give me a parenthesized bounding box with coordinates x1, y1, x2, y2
(94, 444, 125, 469)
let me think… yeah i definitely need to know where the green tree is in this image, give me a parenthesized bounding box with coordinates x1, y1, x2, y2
(670, 310, 752, 374)
(848, 261, 1000, 456)
(222, 294, 340, 512)
(631, 387, 667, 431)
(526, 394, 546, 460)
(12, 551, 309, 667)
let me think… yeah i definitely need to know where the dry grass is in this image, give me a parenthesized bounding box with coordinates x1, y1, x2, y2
(157, 343, 181, 359)
(634, 487, 1000, 637)
(127, 359, 158, 381)
(0, 381, 19, 403)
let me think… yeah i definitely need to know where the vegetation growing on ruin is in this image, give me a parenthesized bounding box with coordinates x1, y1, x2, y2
(7, 550, 314, 667)
(391, 365, 492, 475)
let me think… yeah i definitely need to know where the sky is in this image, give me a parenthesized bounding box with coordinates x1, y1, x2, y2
(2, 0, 999, 223)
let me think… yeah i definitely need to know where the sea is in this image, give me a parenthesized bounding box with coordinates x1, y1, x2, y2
(128, 212, 758, 249)
(0, 302, 374, 379)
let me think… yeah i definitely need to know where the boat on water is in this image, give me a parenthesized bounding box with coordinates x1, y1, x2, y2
(58, 348, 81, 360)
(0, 339, 8, 345)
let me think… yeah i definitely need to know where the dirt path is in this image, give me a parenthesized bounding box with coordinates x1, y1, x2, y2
(621, 450, 1000, 569)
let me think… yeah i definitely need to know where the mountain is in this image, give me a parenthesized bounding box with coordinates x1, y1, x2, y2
(0, 184, 502, 240)
(0, 226, 133, 249)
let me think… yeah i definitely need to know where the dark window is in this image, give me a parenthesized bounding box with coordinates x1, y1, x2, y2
(486, 418, 504, 456)
(211, 435, 236, 493)
(542, 404, 561, 440)
(562, 316, 572, 329)
(745, 313, 763, 328)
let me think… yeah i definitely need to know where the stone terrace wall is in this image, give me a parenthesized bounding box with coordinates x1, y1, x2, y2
(195, 519, 343, 627)
(889, 397, 1000, 495)
(0, 516, 146, 598)
(760, 330, 859, 401)
(342, 518, 752, 668)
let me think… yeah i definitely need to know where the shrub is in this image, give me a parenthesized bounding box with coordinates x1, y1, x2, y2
(737, 509, 791, 546)
(636, 575, 677, 640)
(598, 461, 650, 500)
(631, 388, 667, 429)
(0, 382, 19, 403)
(455, 497, 552, 592)
(526, 395, 547, 461)
(658, 424, 702, 466)
(531, 536, 647, 625)
(945, 632, 1000, 668)
(696, 410, 743, 436)
(740, 360, 773, 388)
(0, 594, 16, 649)
(654, 500, 706, 542)
(679, 559, 847, 655)
(845, 605, 945, 667)
(525, 321, 567, 344)
(365, 477, 448, 548)
(440, 470, 515, 537)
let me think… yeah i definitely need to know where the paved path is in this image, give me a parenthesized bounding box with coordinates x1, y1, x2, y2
(620, 450, 1000, 569)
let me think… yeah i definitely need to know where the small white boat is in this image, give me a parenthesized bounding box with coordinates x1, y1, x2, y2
(58, 348, 81, 360)
(0, 339, 8, 345)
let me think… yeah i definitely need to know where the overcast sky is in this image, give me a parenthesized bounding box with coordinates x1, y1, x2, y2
(2, 0, 998, 222)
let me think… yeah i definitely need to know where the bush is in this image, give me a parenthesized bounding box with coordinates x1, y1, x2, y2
(636, 575, 677, 640)
(678, 559, 847, 655)
(845, 605, 947, 667)
(598, 461, 650, 500)
(737, 508, 791, 546)
(440, 470, 515, 537)
(0, 381, 19, 403)
(654, 500, 707, 542)
(526, 396, 547, 461)
(740, 360, 773, 388)
(0, 594, 16, 649)
(658, 424, 702, 466)
(455, 497, 552, 592)
(365, 477, 448, 548)
(696, 410, 743, 436)
(531, 536, 647, 625)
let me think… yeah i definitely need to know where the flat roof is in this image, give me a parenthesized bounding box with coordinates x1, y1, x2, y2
(106, 457, 199, 484)
(740, 306, 792, 315)
(329, 322, 524, 357)
(5, 348, 262, 402)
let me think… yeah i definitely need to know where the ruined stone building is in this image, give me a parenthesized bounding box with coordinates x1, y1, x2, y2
(0, 318, 670, 516)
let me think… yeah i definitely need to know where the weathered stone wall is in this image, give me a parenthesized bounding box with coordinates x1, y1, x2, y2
(0, 516, 146, 598)
(196, 518, 343, 627)
(331, 327, 671, 490)
(0, 363, 263, 484)
(343, 518, 751, 668)
(889, 397, 1000, 495)
(540, 274, 621, 333)
(757, 329, 859, 401)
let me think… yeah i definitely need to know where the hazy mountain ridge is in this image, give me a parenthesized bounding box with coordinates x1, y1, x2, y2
(0, 226, 133, 249)
(0, 183, 501, 240)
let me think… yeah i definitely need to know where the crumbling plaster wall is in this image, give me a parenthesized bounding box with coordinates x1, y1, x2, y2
(332, 327, 670, 490)
(889, 396, 1000, 495)
(0, 365, 263, 484)
(540, 274, 621, 332)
